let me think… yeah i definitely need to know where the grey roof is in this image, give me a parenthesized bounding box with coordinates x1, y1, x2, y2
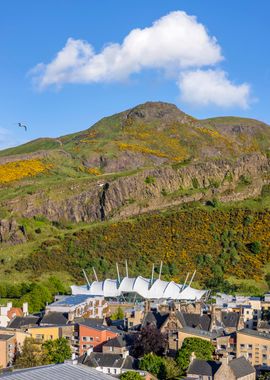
(229, 356, 255, 377)
(257, 320, 270, 330)
(0, 334, 14, 341)
(142, 311, 169, 329)
(40, 312, 69, 326)
(0, 363, 116, 379)
(238, 328, 270, 340)
(79, 319, 119, 333)
(187, 359, 221, 376)
(8, 316, 40, 329)
(80, 352, 138, 370)
(180, 326, 220, 339)
(221, 312, 239, 328)
(103, 334, 134, 348)
(182, 313, 211, 331)
(82, 352, 125, 368)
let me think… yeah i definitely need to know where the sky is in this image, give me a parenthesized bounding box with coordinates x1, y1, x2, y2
(1, 0, 270, 149)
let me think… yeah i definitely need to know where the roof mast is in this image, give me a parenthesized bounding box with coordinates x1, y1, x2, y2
(181, 272, 190, 291)
(151, 263, 155, 285)
(125, 260, 129, 278)
(116, 262, 121, 283)
(82, 269, 91, 289)
(92, 267, 98, 282)
(188, 270, 196, 287)
(158, 261, 163, 280)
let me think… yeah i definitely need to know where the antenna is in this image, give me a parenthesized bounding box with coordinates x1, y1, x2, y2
(92, 267, 98, 282)
(181, 272, 190, 291)
(116, 262, 121, 283)
(158, 261, 163, 280)
(125, 260, 129, 278)
(151, 263, 155, 285)
(188, 270, 196, 287)
(82, 269, 91, 289)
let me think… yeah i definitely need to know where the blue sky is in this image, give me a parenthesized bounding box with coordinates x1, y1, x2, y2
(1, 0, 270, 149)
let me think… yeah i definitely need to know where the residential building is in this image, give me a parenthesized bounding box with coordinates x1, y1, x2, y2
(187, 356, 255, 380)
(0, 302, 28, 328)
(78, 319, 119, 355)
(79, 352, 139, 376)
(102, 335, 134, 355)
(237, 329, 270, 367)
(45, 294, 106, 320)
(0, 334, 16, 368)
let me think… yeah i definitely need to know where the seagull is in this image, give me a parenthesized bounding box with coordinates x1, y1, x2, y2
(18, 122, 27, 131)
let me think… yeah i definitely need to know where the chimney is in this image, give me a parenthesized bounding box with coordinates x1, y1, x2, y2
(86, 347, 93, 356)
(7, 302, 12, 310)
(22, 302, 28, 316)
(68, 311, 75, 322)
(190, 352, 196, 363)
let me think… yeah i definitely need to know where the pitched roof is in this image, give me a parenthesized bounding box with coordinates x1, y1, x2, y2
(221, 312, 239, 328)
(79, 319, 119, 333)
(83, 353, 125, 368)
(0, 363, 116, 379)
(182, 313, 211, 331)
(40, 312, 69, 326)
(103, 334, 134, 348)
(142, 311, 169, 329)
(229, 356, 255, 377)
(0, 334, 14, 341)
(238, 328, 270, 340)
(187, 359, 221, 376)
(8, 316, 40, 329)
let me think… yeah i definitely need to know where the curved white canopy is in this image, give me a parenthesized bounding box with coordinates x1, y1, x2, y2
(71, 276, 207, 301)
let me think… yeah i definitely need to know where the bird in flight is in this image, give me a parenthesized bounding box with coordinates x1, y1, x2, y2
(18, 122, 27, 131)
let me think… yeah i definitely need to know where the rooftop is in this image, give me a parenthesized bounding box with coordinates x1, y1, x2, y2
(238, 328, 270, 340)
(49, 295, 95, 308)
(0, 363, 116, 379)
(0, 334, 14, 341)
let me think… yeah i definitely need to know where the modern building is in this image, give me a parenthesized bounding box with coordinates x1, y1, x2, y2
(45, 294, 105, 320)
(71, 275, 207, 301)
(237, 329, 270, 368)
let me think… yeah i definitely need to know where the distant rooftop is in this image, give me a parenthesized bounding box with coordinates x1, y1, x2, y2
(238, 328, 270, 340)
(49, 295, 95, 308)
(0, 334, 14, 341)
(0, 363, 116, 379)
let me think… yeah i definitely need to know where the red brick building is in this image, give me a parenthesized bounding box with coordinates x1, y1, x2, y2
(78, 320, 119, 355)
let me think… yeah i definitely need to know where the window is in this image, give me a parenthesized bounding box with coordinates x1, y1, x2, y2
(248, 344, 253, 349)
(263, 354, 267, 359)
(83, 337, 87, 341)
(240, 344, 245, 349)
(248, 353, 252, 358)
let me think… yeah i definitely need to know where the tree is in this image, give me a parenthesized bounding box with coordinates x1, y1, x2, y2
(42, 338, 71, 363)
(120, 371, 143, 380)
(265, 273, 270, 290)
(160, 357, 181, 380)
(247, 241, 261, 254)
(132, 325, 167, 357)
(139, 354, 180, 380)
(111, 306, 124, 320)
(139, 353, 164, 376)
(15, 338, 46, 368)
(175, 337, 214, 375)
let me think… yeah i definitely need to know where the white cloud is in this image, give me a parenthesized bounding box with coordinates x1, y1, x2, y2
(178, 69, 251, 108)
(30, 10, 252, 109)
(31, 11, 222, 88)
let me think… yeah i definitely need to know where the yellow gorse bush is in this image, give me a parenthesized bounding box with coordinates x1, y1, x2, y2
(87, 167, 101, 175)
(0, 159, 52, 184)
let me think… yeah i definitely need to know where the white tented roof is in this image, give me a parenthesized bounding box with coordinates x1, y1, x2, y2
(71, 276, 207, 301)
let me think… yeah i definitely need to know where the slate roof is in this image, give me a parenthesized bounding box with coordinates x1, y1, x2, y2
(182, 313, 211, 331)
(80, 352, 138, 370)
(229, 356, 255, 377)
(187, 359, 221, 376)
(103, 334, 134, 348)
(0, 334, 14, 341)
(142, 311, 169, 329)
(0, 363, 116, 379)
(40, 312, 69, 326)
(79, 319, 119, 333)
(143, 310, 211, 332)
(238, 328, 270, 340)
(257, 320, 270, 330)
(221, 312, 239, 328)
(8, 316, 40, 329)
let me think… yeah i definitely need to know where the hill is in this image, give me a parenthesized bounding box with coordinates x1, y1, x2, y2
(0, 102, 269, 295)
